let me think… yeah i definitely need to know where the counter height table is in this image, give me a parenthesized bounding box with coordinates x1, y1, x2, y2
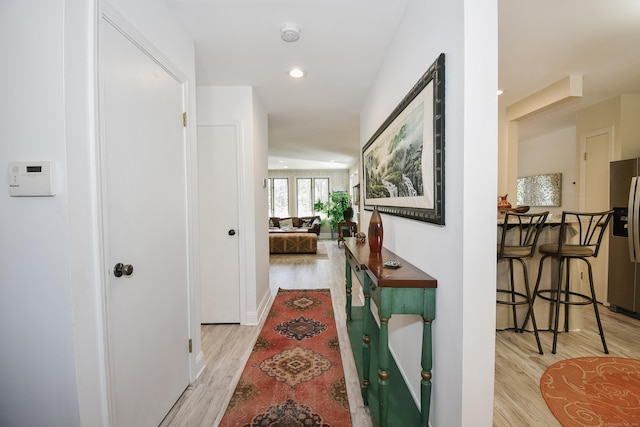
(344, 237, 437, 427)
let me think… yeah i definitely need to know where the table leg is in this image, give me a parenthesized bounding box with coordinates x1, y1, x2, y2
(378, 316, 390, 427)
(421, 317, 433, 427)
(345, 258, 352, 321)
(362, 292, 371, 405)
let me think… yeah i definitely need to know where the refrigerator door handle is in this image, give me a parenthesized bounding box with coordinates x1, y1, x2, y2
(628, 176, 640, 262)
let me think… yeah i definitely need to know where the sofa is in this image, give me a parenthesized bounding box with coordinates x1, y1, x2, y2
(268, 216, 321, 235)
(269, 216, 321, 254)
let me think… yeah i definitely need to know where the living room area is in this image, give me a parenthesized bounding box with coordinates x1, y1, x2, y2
(267, 168, 361, 254)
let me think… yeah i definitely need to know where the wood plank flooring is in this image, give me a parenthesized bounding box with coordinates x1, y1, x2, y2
(161, 240, 640, 427)
(494, 303, 640, 426)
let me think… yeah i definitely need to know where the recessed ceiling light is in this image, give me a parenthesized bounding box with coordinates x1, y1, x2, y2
(497, 89, 504, 95)
(288, 68, 306, 79)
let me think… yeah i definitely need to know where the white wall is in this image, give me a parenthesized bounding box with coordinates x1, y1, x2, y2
(1, 1, 198, 426)
(252, 93, 271, 316)
(518, 126, 577, 215)
(197, 86, 270, 324)
(359, 0, 497, 425)
(1, 2, 81, 426)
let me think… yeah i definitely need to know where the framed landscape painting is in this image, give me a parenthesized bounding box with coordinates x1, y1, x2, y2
(363, 53, 445, 225)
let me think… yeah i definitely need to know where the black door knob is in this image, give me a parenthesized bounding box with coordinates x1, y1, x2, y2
(228, 229, 236, 236)
(114, 263, 134, 277)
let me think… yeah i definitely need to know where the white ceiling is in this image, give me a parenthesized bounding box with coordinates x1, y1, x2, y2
(499, 0, 640, 140)
(167, 0, 409, 170)
(167, 0, 640, 169)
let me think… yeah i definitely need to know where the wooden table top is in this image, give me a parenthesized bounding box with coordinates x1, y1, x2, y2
(344, 237, 437, 289)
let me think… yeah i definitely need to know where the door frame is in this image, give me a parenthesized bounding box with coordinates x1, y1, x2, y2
(195, 122, 248, 325)
(96, 3, 199, 422)
(579, 126, 617, 210)
(578, 126, 617, 304)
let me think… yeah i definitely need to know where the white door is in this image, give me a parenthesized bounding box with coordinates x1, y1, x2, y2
(582, 131, 612, 303)
(198, 125, 241, 323)
(100, 17, 190, 426)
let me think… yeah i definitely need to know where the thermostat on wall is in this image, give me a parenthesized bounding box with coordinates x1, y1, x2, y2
(8, 161, 56, 197)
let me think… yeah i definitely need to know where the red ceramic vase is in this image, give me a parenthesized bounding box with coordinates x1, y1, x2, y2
(368, 206, 383, 253)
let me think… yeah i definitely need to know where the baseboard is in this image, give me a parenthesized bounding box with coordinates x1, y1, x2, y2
(245, 287, 272, 326)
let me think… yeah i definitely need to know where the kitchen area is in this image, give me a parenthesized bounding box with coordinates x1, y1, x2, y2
(498, 87, 640, 327)
(497, 2, 640, 327)
(493, 4, 640, 425)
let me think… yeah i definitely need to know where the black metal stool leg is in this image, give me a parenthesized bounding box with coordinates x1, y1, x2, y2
(516, 258, 543, 354)
(563, 258, 572, 332)
(585, 259, 609, 354)
(551, 257, 565, 354)
(523, 254, 548, 331)
(508, 259, 518, 330)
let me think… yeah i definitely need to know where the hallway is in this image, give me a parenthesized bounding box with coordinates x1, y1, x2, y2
(160, 240, 373, 426)
(160, 239, 640, 426)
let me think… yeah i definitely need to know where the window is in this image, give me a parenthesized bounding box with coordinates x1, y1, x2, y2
(268, 178, 289, 217)
(267, 179, 272, 215)
(297, 178, 312, 216)
(315, 178, 329, 212)
(296, 178, 329, 217)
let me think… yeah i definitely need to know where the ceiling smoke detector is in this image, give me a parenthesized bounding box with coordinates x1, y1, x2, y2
(280, 25, 300, 42)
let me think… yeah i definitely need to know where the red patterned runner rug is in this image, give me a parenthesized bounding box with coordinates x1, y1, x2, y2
(219, 288, 352, 427)
(540, 357, 640, 426)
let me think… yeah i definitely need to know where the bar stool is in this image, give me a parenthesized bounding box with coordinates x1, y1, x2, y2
(527, 210, 613, 354)
(497, 211, 549, 355)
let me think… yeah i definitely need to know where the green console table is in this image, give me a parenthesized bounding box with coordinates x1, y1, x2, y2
(344, 237, 437, 427)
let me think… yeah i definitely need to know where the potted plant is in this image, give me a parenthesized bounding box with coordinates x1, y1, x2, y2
(313, 191, 352, 238)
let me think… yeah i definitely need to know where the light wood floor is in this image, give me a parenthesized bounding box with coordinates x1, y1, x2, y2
(161, 240, 640, 427)
(494, 299, 640, 426)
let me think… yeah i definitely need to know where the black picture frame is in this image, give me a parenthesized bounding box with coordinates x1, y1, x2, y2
(363, 53, 445, 225)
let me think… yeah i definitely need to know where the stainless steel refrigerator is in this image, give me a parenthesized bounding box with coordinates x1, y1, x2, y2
(609, 158, 640, 317)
